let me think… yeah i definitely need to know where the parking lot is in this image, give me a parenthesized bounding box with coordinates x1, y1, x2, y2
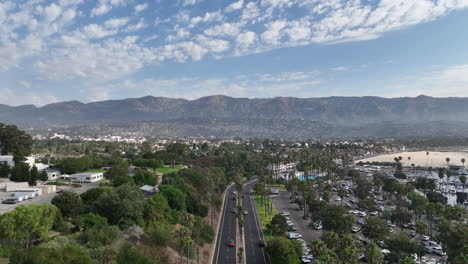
(271, 180, 447, 264)
(0, 182, 99, 215)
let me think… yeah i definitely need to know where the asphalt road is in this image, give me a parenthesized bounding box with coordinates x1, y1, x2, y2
(213, 184, 237, 264)
(243, 180, 269, 264)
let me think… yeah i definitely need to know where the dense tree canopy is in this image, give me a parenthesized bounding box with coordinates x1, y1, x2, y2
(266, 237, 302, 264)
(92, 184, 145, 228)
(0, 204, 59, 248)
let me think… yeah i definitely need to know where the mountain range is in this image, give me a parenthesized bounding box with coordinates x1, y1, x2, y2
(2, 95, 468, 139)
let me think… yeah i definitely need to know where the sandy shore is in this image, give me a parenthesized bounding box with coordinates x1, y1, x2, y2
(356, 151, 468, 168)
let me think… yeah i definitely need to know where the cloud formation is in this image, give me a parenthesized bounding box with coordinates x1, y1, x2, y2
(0, 0, 467, 104)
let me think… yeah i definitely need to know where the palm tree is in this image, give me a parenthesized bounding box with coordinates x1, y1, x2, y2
(309, 240, 327, 257)
(366, 242, 384, 264)
(446, 157, 451, 168)
(460, 175, 467, 191)
(426, 152, 430, 167)
(437, 168, 445, 190)
(462, 158, 466, 168)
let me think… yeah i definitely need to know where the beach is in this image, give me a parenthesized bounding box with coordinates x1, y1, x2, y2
(356, 151, 468, 168)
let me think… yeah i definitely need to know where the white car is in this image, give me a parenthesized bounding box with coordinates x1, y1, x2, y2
(352, 226, 361, 233)
(421, 235, 430, 241)
(286, 220, 294, 226)
(288, 233, 302, 239)
(301, 258, 312, 263)
(280, 211, 290, 216)
(335, 197, 342, 201)
(347, 209, 354, 214)
(370, 211, 378, 216)
(358, 211, 367, 217)
(314, 224, 323, 230)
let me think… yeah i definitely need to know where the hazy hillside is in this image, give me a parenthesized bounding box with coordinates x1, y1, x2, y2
(2, 95, 468, 139)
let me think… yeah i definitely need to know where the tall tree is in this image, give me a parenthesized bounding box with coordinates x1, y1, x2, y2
(0, 123, 33, 163)
(28, 166, 39, 186)
(0, 161, 11, 178)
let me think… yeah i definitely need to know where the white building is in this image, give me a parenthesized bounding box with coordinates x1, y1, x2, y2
(70, 172, 104, 183)
(0, 155, 36, 168)
(0, 156, 14, 168)
(45, 168, 61, 181)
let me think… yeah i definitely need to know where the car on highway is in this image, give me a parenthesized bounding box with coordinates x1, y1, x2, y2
(228, 240, 235, 247)
(231, 208, 237, 213)
(258, 240, 265, 247)
(1, 199, 17, 204)
(243, 210, 248, 215)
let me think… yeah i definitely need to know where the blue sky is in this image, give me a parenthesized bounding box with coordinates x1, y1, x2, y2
(1, 0, 468, 106)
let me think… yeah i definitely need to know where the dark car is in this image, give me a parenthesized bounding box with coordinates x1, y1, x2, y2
(258, 240, 265, 247)
(232, 196, 236, 200)
(2, 199, 17, 204)
(228, 240, 235, 247)
(231, 208, 237, 213)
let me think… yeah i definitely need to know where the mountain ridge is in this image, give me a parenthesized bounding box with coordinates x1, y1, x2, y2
(2, 95, 468, 138)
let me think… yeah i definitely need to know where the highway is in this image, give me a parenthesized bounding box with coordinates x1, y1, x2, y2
(243, 180, 269, 264)
(213, 184, 238, 264)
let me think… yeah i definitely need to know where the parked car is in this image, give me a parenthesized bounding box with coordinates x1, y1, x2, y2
(280, 211, 290, 216)
(288, 233, 302, 239)
(1, 199, 17, 204)
(243, 210, 248, 215)
(313, 223, 323, 230)
(352, 226, 361, 233)
(421, 235, 430, 241)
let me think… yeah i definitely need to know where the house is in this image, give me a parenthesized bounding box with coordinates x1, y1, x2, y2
(45, 168, 61, 181)
(140, 185, 159, 196)
(70, 172, 103, 183)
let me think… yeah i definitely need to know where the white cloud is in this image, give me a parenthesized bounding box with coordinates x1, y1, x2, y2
(43, 3, 62, 22)
(0, 88, 58, 106)
(381, 64, 468, 97)
(183, 0, 203, 6)
(189, 11, 223, 28)
(225, 0, 244, 13)
(104, 17, 129, 28)
(90, 0, 126, 17)
(83, 24, 117, 39)
(333, 66, 351, 72)
(134, 3, 148, 13)
(204, 22, 244, 37)
(94, 70, 321, 99)
(90, 4, 111, 17)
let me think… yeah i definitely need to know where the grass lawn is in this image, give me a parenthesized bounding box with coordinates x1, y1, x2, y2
(86, 169, 106, 173)
(156, 165, 182, 174)
(254, 195, 278, 236)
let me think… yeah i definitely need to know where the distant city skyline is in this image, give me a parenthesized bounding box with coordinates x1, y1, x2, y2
(1, 0, 468, 106)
